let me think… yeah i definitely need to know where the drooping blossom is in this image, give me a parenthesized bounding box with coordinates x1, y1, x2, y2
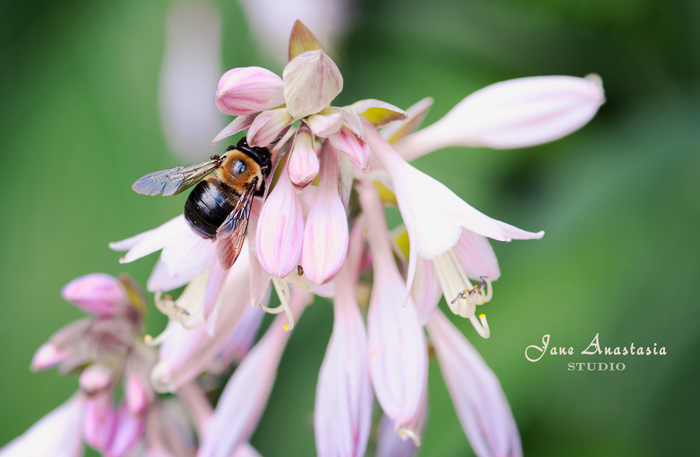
(427, 310, 522, 457)
(314, 222, 372, 457)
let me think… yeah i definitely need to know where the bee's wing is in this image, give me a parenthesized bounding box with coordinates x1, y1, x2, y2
(215, 184, 256, 269)
(132, 158, 222, 196)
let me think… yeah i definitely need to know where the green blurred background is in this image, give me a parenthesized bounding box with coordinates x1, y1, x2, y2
(1, 0, 699, 456)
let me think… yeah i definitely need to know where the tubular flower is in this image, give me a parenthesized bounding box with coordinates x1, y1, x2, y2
(101, 19, 604, 457)
(7, 274, 154, 457)
(2, 272, 265, 457)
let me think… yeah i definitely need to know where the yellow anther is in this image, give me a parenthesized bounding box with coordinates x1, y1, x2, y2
(479, 314, 486, 319)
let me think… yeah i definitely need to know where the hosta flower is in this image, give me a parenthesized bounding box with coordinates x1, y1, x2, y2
(106, 19, 604, 457)
(1, 273, 264, 457)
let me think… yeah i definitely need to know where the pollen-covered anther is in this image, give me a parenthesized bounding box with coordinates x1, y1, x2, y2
(433, 250, 493, 319)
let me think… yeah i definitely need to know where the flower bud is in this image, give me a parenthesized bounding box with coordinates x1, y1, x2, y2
(215, 67, 285, 116)
(301, 144, 349, 284)
(256, 163, 304, 278)
(287, 125, 319, 189)
(246, 108, 293, 147)
(83, 392, 116, 452)
(283, 50, 343, 119)
(328, 126, 371, 172)
(61, 273, 127, 317)
(396, 75, 605, 160)
(79, 364, 114, 397)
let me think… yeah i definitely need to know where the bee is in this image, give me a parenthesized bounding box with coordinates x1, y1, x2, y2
(132, 138, 272, 269)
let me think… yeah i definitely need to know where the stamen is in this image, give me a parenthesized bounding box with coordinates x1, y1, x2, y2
(260, 277, 295, 331)
(433, 250, 475, 318)
(153, 269, 209, 328)
(469, 313, 491, 339)
(397, 428, 422, 447)
(144, 324, 175, 347)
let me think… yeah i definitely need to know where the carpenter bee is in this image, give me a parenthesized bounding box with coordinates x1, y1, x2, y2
(132, 138, 272, 269)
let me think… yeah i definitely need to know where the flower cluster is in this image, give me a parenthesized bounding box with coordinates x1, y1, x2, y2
(1, 20, 604, 457)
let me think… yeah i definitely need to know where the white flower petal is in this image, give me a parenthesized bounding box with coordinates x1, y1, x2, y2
(0, 395, 84, 457)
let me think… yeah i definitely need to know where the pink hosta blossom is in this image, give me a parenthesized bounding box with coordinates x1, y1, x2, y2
(151, 247, 255, 392)
(5, 274, 153, 457)
(364, 120, 544, 334)
(287, 124, 320, 189)
(256, 160, 305, 278)
(427, 310, 522, 457)
(395, 75, 605, 161)
(302, 142, 349, 284)
(62, 273, 128, 317)
(216, 67, 286, 116)
(100, 19, 605, 457)
(314, 222, 372, 457)
(359, 183, 428, 444)
(199, 289, 311, 457)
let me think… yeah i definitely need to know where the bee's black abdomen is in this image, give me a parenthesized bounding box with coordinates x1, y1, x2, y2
(184, 179, 238, 239)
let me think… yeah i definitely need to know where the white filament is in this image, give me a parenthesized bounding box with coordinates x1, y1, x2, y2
(260, 277, 295, 331)
(432, 249, 493, 319)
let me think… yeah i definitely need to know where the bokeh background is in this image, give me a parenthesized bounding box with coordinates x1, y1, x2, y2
(1, 0, 699, 455)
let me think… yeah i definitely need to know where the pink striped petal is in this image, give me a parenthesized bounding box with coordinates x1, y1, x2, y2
(213, 114, 256, 144)
(247, 200, 272, 307)
(247, 108, 294, 147)
(83, 391, 116, 452)
(124, 345, 156, 415)
(62, 273, 127, 317)
(215, 67, 285, 116)
(104, 403, 144, 457)
(329, 126, 371, 172)
(301, 143, 349, 284)
(31, 319, 92, 372)
(256, 163, 304, 278)
(0, 394, 85, 457)
(314, 223, 372, 457)
(411, 255, 442, 325)
(396, 76, 605, 160)
(359, 183, 428, 434)
(451, 230, 501, 281)
(283, 50, 343, 120)
(427, 310, 522, 457)
(287, 124, 319, 189)
(340, 108, 366, 141)
(199, 290, 310, 457)
(306, 107, 343, 138)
